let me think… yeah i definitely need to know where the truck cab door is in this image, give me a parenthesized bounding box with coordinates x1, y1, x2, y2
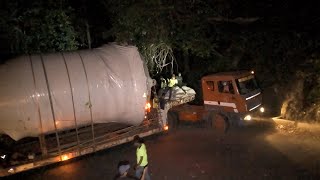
(216, 81, 239, 113)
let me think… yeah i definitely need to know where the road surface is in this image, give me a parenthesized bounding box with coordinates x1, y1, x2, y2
(5, 119, 320, 180)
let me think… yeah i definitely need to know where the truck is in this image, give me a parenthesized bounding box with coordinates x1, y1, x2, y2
(167, 71, 264, 133)
(0, 44, 195, 177)
(0, 44, 262, 176)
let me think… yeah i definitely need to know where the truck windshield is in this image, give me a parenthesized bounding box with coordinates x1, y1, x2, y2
(236, 75, 259, 95)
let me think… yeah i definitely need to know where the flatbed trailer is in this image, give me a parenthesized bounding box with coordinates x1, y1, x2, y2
(0, 94, 195, 177)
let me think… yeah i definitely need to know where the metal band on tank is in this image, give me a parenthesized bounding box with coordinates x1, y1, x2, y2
(61, 52, 81, 151)
(40, 54, 62, 159)
(29, 55, 44, 135)
(77, 51, 96, 147)
(29, 55, 48, 155)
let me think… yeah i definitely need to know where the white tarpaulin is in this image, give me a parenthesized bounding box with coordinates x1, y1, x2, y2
(0, 44, 152, 140)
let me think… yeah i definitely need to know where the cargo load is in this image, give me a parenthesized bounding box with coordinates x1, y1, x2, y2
(0, 44, 153, 141)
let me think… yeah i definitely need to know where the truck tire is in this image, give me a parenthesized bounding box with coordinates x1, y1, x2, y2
(208, 112, 229, 133)
(167, 111, 179, 130)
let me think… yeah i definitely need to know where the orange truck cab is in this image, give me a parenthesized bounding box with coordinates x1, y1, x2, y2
(202, 71, 263, 120)
(168, 71, 264, 130)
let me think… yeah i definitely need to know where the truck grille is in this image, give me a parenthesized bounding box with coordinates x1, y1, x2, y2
(246, 93, 262, 112)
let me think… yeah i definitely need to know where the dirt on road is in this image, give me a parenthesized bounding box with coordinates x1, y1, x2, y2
(5, 118, 320, 180)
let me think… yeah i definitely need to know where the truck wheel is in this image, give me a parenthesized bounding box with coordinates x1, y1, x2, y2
(167, 111, 179, 130)
(209, 112, 229, 133)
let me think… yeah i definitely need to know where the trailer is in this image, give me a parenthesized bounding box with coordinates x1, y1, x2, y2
(0, 94, 195, 177)
(0, 43, 195, 177)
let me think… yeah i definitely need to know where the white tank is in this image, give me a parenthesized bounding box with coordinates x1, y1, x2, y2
(0, 44, 153, 141)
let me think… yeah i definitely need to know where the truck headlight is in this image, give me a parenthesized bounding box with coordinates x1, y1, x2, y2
(244, 115, 252, 121)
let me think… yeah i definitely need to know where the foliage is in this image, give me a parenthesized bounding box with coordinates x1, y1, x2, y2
(239, 30, 320, 120)
(304, 56, 320, 105)
(0, 0, 78, 54)
(103, 0, 173, 74)
(105, 0, 221, 75)
(0, 0, 319, 121)
(106, 1, 170, 45)
(169, 0, 218, 57)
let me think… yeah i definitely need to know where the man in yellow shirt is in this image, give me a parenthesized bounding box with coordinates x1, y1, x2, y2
(168, 74, 178, 100)
(168, 74, 178, 88)
(133, 135, 150, 180)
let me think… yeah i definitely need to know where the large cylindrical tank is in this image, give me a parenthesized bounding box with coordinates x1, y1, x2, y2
(0, 44, 152, 141)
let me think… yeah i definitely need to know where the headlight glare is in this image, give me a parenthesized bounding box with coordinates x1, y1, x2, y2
(244, 115, 252, 121)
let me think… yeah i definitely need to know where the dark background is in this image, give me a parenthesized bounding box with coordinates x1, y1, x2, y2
(0, 0, 319, 121)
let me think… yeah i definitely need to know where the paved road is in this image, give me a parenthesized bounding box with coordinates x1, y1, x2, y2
(6, 119, 320, 180)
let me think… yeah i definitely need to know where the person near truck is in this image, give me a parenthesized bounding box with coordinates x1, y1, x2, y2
(176, 72, 187, 93)
(222, 81, 230, 93)
(176, 72, 183, 87)
(168, 74, 178, 100)
(113, 160, 139, 180)
(159, 93, 166, 110)
(133, 135, 150, 180)
(160, 76, 167, 89)
(158, 76, 168, 99)
(168, 74, 178, 88)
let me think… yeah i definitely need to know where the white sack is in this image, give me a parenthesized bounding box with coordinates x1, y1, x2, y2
(164, 86, 196, 100)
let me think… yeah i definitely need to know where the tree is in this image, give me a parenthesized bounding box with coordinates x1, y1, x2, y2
(0, 0, 78, 54)
(104, 0, 175, 75)
(105, 0, 220, 75)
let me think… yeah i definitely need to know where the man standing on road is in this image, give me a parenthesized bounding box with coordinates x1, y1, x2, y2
(133, 135, 150, 180)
